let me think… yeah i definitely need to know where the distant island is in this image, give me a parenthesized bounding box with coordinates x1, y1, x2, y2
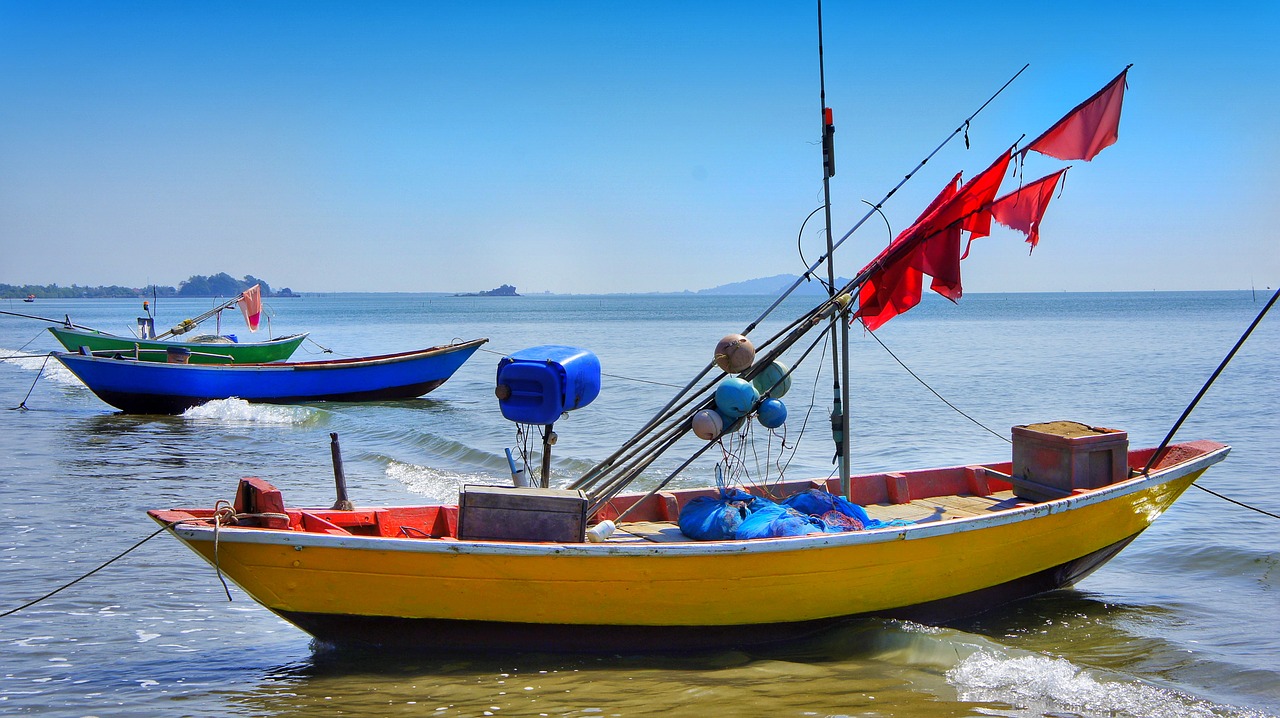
(1, 272, 298, 299)
(696, 273, 853, 296)
(454, 284, 520, 297)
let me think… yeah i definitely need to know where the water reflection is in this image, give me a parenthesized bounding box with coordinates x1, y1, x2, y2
(228, 620, 1003, 718)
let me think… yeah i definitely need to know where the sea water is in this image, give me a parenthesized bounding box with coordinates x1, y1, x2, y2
(0, 291, 1276, 717)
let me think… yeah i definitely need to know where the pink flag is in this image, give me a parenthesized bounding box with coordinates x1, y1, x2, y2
(991, 169, 1068, 252)
(238, 285, 262, 332)
(1026, 67, 1128, 162)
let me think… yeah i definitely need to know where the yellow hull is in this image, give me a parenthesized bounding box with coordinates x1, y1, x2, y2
(165, 459, 1217, 630)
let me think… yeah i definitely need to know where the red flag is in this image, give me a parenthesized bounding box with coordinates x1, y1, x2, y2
(238, 284, 262, 332)
(924, 151, 1011, 237)
(1026, 67, 1128, 162)
(853, 149, 1013, 329)
(920, 222, 964, 301)
(856, 251, 922, 331)
(852, 175, 957, 328)
(910, 173, 964, 301)
(991, 169, 1068, 252)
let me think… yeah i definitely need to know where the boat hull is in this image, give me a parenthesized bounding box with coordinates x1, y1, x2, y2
(56, 338, 487, 413)
(274, 532, 1140, 652)
(49, 326, 308, 364)
(150, 443, 1226, 651)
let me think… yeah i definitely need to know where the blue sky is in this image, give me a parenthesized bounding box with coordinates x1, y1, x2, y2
(1, 1, 1276, 294)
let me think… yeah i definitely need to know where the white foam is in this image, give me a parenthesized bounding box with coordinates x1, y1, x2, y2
(181, 398, 315, 425)
(0, 350, 83, 386)
(386, 460, 494, 502)
(947, 650, 1260, 718)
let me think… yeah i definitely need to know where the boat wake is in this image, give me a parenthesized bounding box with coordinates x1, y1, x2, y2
(946, 649, 1270, 718)
(181, 398, 322, 426)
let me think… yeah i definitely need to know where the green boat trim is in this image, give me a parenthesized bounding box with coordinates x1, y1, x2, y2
(49, 326, 308, 364)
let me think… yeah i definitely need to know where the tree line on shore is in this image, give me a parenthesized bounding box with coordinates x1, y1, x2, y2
(1, 273, 297, 299)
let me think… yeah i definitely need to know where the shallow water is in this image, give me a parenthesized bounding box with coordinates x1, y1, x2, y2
(1, 291, 1277, 717)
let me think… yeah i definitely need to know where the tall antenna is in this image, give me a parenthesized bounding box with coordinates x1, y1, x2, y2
(817, 0, 853, 495)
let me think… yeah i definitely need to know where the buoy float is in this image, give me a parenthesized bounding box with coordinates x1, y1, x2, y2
(691, 409, 724, 440)
(757, 398, 788, 428)
(714, 377, 758, 419)
(714, 334, 755, 373)
(751, 360, 792, 398)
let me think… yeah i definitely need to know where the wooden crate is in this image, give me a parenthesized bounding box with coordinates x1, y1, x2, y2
(458, 485, 588, 543)
(1011, 421, 1129, 501)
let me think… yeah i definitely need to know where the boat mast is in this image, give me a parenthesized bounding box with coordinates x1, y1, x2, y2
(816, 0, 852, 495)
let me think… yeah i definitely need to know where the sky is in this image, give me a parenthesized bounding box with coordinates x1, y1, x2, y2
(1, 1, 1277, 295)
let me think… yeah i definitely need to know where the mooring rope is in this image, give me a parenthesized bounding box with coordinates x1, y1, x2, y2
(0, 505, 307, 618)
(1191, 483, 1280, 520)
(11, 352, 54, 410)
(0, 522, 175, 618)
(0, 329, 50, 360)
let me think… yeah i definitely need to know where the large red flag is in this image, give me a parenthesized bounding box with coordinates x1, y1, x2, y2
(912, 173, 965, 301)
(991, 169, 1068, 252)
(853, 175, 958, 328)
(1026, 67, 1128, 162)
(238, 284, 262, 332)
(920, 151, 1012, 236)
(856, 251, 922, 331)
(855, 150, 1014, 329)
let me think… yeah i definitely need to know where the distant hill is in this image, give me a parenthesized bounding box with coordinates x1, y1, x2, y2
(2, 273, 296, 299)
(696, 274, 852, 296)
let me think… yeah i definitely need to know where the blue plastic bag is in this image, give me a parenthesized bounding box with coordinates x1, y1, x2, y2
(677, 487, 769, 540)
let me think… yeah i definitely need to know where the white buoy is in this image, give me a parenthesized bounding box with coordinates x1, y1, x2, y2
(692, 409, 725, 440)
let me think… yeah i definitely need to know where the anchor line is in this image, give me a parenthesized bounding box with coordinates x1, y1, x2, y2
(1191, 483, 1280, 520)
(12, 352, 54, 410)
(0, 522, 177, 618)
(1143, 286, 1280, 475)
(0, 329, 51, 360)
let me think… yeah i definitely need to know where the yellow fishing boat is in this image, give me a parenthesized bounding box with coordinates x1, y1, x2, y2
(149, 437, 1227, 651)
(148, 44, 1254, 652)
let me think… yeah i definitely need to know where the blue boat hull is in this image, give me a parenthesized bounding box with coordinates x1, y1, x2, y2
(55, 338, 488, 414)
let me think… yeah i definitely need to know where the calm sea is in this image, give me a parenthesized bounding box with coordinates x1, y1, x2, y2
(1, 291, 1277, 718)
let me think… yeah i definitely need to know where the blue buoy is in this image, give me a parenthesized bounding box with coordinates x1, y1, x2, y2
(757, 398, 788, 428)
(714, 377, 758, 419)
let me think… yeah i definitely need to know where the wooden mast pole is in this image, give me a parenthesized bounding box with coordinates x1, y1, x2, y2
(817, 0, 853, 495)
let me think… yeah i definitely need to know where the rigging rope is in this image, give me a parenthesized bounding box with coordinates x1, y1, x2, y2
(857, 319, 1011, 443)
(478, 346, 683, 389)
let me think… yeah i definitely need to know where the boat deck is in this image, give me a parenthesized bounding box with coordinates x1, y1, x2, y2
(604, 490, 1029, 543)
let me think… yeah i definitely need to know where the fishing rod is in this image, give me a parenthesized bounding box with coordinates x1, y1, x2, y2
(0, 309, 94, 330)
(599, 64, 1031, 480)
(741, 62, 1029, 338)
(1142, 285, 1280, 475)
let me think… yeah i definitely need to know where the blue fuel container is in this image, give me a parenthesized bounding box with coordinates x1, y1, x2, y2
(496, 345, 601, 425)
